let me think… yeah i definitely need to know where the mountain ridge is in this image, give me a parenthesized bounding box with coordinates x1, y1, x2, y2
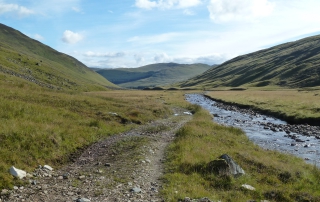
(0, 23, 116, 91)
(96, 63, 213, 89)
(178, 34, 320, 89)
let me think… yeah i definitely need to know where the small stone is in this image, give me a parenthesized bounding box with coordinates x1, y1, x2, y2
(57, 176, 63, 180)
(76, 198, 91, 202)
(43, 165, 53, 171)
(130, 187, 142, 193)
(63, 173, 69, 179)
(79, 175, 86, 180)
(145, 159, 151, 163)
(183, 197, 191, 202)
(241, 184, 256, 191)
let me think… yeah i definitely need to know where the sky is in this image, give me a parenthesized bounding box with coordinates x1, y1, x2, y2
(1, 0, 320, 68)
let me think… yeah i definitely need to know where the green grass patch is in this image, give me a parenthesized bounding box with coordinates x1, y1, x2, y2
(206, 90, 320, 125)
(162, 107, 320, 201)
(0, 78, 172, 189)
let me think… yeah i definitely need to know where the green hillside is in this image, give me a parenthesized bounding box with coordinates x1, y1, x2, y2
(0, 23, 116, 91)
(178, 35, 320, 89)
(96, 63, 212, 89)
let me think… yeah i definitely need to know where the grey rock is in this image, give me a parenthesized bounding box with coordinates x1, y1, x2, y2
(130, 187, 142, 193)
(208, 154, 245, 177)
(1, 189, 9, 196)
(63, 173, 69, 179)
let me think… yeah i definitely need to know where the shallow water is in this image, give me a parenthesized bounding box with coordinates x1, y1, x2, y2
(185, 94, 320, 166)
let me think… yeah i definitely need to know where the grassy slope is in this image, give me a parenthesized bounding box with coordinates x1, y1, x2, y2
(205, 89, 320, 125)
(162, 105, 320, 202)
(0, 74, 173, 189)
(179, 35, 320, 89)
(0, 23, 116, 91)
(96, 63, 212, 88)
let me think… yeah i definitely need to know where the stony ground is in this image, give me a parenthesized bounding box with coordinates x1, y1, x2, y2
(1, 108, 192, 202)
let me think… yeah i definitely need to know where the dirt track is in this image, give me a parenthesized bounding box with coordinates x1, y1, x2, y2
(2, 107, 192, 202)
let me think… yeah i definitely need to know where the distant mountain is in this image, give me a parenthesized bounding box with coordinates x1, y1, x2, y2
(178, 35, 320, 89)
(96, 63, 213, 89)
(0, 23, 116, 91)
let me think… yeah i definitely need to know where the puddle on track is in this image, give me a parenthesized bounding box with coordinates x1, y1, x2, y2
(186, 94, 320, 167)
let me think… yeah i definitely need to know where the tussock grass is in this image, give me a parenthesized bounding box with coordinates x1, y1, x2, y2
(206, 90, 320, 125)
(0, 77, 172, 189)
(162, 106, 320, 201)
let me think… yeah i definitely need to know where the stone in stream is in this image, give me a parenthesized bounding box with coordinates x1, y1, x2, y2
(208, 154, 245, 177)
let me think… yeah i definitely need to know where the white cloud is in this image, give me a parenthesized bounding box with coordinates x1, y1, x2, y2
(128, 32, 181, 44)
(84, 51, 125, 58)
(0, 3, 34, 17)
(154, 53, 171, 63)
(173, 54, 228, 65)
(33, 34, 44, 41)
(208, 0, 274, 22)
(135, 0, 202, 10)
(72, 6, 81, 12)
(62, 30, 83, 44)
(152, 52, 227, 65)
(134, 54, 145, 64)
(30, 0, 81, 17)
(183, 9, 195, 15)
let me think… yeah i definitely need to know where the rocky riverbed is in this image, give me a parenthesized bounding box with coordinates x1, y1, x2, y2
(0, 108, 192, 202)
(186, 94, 320, 166)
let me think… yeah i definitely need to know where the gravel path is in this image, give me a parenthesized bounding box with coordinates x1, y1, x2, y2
(1, 108, 192, 202)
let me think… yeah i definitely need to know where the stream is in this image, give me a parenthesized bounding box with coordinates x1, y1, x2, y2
(185, 94, 320, 167)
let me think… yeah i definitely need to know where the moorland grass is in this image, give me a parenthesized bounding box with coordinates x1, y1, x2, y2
(206, 89, 320, 125)
(0, 75, 174, 189)
(162, 105, 320, 201)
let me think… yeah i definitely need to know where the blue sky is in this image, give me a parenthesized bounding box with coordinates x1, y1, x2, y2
(1, 0, 320, 68)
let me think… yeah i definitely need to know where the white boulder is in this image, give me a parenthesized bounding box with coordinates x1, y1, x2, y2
(9, 166, 27, 179)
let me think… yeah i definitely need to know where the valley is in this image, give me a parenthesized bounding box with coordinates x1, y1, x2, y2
(1, 22, 320, 202)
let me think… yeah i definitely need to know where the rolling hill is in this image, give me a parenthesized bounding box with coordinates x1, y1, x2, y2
(0, 23, 116, 91)
(178, 34, 320, 89)
(96, 63, 213, 89)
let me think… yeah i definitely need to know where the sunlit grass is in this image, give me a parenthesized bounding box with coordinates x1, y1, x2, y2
(162, 106, 320, 201)
(0, 75, 179, 189)
(206, 89, 320, 124)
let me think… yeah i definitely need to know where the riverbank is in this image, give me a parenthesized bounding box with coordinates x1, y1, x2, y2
(162, 104, 320, 202)
(205, 90, 320, 126)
